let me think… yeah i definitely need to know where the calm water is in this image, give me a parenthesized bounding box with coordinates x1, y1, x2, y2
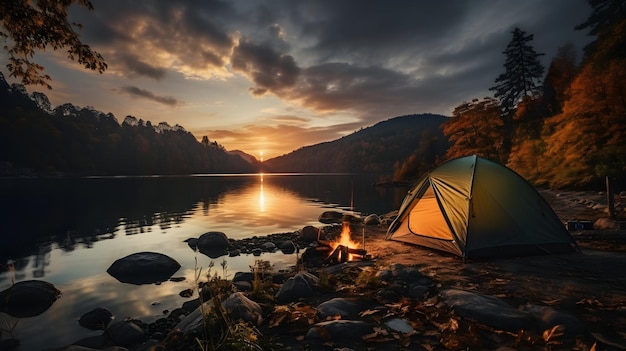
(0, 173, 407, 350)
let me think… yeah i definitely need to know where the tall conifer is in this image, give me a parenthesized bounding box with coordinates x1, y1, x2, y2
(490, 28, 545, 119)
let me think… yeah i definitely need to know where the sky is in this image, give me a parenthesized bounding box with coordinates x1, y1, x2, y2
(3, 0, 593, 160)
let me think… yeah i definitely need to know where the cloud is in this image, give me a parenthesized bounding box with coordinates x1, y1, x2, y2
(231, 39, 301, 95)
(118, 86, 179, 106)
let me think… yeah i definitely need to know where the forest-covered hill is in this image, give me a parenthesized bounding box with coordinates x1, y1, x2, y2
(0, 73, 256, 176)
(262, 114, 450, 175)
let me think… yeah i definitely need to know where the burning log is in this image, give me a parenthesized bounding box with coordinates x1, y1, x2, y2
(323, 244, 367, 265)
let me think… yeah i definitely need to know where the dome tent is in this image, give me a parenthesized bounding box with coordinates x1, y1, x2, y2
(386, 155, 578, 259)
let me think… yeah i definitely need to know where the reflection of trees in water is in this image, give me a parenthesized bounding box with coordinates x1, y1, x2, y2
(0, 175, 401, 263)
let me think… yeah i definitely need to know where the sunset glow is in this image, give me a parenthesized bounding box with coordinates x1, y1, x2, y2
(3, 1, 591, 159)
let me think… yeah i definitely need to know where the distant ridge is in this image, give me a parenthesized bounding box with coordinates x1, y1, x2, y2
(262, 113, 450, 174)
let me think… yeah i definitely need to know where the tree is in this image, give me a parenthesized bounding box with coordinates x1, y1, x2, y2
(542, 42, 580, 116)
(490, 27, 545, 119)
(576, 0, 626, 63)
(0, 0, 107, 89)
(442, 97, 506, 163)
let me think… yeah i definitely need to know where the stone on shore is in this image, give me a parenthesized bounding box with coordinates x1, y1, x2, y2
(316, 298, 366, 320)
(0, 280, 61, 318)
(78, 307, 114, 330)
(222, 292, 263, 325)
(318, 211, 344, 224)
(105, 321, 146, 348)
(275, 272, 319, 304)
(306, 320, 374, 341)
(106, 252, 181, 285)
(300, 225, 320, 242)
(440, 289, 535, 332)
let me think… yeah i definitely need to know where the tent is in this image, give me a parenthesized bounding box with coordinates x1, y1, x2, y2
(386, 155, 578, 259)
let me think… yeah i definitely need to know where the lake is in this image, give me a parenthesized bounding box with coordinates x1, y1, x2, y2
(0, 173, 408, 350)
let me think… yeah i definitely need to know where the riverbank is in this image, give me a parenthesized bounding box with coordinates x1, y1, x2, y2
(5, 189, 624, 351)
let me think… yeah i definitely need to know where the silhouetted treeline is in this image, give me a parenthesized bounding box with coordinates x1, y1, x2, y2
(0, 75, 256, 175)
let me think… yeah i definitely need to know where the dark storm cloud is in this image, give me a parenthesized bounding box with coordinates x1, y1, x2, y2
(231, 39, 301, 95)
(116, 53, 167, 80)
(72, 0, 591, 122)
(119, 86, 179, 106)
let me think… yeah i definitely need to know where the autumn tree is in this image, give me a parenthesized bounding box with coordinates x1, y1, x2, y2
(575, 0, 626, 61)
(542, 42, 580, 116)
(0, 0, 106, 88)
(490, 27, 545, 120)
(442, 97, 506, 163)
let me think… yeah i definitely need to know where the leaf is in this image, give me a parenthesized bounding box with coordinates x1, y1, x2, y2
(543, 325, 565, 342)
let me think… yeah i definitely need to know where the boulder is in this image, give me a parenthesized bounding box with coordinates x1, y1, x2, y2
(278, 240, 297, 254)
(222, 292, 263, 325)
(275, 272, 319, 304)
(105, 321, 146, 348)
(300, 225, 320, 242)
(261, 242, 276, 252)
(175, 301, 212, 335)
(106, 252, 180, 285)
(318, 211, 344, 224)
(78, 307, 113, 330)
(233, 272, 254, 282)
(306, 320, 374, 341)
(363, 214, 380, 225)
(0, 280, 61, 318)
(195, 231, 230, 258)
(440, 289, 535, 332)
(316, 298, 364, 320)
(523, 304, 587, 334)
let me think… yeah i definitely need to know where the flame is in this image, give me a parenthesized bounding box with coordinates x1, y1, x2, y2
(330, 222, 361, 261)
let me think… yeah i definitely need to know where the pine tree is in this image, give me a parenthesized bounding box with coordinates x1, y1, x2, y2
(490, 28, 545, 119)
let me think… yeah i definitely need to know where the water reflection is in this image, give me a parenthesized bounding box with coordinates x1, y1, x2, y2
(0, 174, 410, 350)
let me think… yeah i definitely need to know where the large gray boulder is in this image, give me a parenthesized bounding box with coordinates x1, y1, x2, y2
(440, 289, 535, 332)
(316, 298, 364, 320)
(275, 272, 319, 304)
(222, 292, 263, 325)
(0, 280, 61, 318)
(106, 252, 180, 285)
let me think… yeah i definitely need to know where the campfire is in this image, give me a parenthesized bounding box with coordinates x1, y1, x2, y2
(320, 222, 368, 264)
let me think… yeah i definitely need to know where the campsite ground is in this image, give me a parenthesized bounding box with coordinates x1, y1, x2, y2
(359, 188, 626, 348)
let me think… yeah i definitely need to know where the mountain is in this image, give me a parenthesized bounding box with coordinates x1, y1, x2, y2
(262, 113, 450, 174)
(0, 74, 256, 176)
(228, 150, 259, 164)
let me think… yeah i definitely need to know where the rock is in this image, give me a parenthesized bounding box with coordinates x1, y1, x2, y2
(440, 289, 535, 332)
(363, 214, 380, 225)
(222, 292, 263, 325)
(169, 276, 186, 282)
(179, 289, 193, 298)
(196, 231, 230, 258)
(594, 218, 619, 230)
(523, 304, 587, 334)
(261, 242, 276, 252)
(228, 249, 241, 257)
(306, 320, 374, 341)
(251, 248, 262, 256)
(385, 318, 414, 333)
(175, 301, 212, 335)
(233, 281, 252, 292)
(78, 307, 113, 330)
(278, 240, 297, 254)
(300, 225, 320, 241)
(318, 211, 344, 224)
(0, 280, 61, 318)
(317, 298, 364, 320)
(106, 252, 181, 285)
(233, 272, 254, 282)
(105, 321, 146, 348)
(275, 272, 319, 304)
